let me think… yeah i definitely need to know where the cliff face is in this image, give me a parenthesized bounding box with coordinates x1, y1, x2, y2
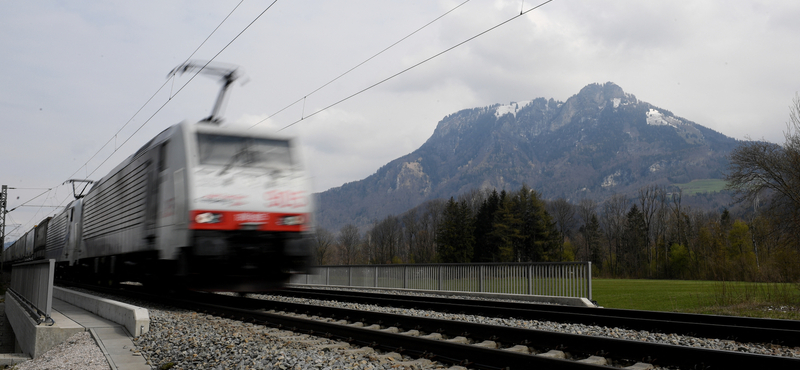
(316, 82, 738, 231)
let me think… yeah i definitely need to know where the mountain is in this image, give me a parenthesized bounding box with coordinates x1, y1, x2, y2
(315, 82, 739, 232)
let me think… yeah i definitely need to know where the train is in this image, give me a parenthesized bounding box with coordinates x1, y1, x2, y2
(3, 63, 314, 292)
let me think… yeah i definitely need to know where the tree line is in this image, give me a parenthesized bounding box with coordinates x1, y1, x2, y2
(312, 185, 562, 267)
(311, 95, 800, 283)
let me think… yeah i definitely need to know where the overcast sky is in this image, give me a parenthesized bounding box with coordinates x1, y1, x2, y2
(2, 0, 800, 240)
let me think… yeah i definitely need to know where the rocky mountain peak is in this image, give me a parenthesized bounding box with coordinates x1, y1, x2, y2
(315, 83, 738, 232)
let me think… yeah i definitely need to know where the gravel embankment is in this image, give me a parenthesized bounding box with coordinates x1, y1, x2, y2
(12, 331, 110, 370)
(11, 287, 800, 369)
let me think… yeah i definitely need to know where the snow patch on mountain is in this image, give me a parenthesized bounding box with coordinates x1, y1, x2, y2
(495, 101, 531, 118)
(646, 108, 682, 127)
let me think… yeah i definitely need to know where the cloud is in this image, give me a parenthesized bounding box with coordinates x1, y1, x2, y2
(3, 0, 800, 235)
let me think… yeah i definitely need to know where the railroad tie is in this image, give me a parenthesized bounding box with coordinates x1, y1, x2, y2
(578, 356, 608, 365)
(537, 350, 566, 359)
(504, 345, 531, 354)
(344, 347, 375, 355)
(474, 340, 498, 349)
(420, 333, 443, 340)
(445, 336, 470, 344)
(623, 363, 655, 370)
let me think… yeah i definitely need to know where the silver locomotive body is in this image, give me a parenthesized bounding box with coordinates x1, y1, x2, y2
(5, 121, 314, 292)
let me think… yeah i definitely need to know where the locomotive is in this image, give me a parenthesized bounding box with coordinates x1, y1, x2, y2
(3, 62, 314, 292)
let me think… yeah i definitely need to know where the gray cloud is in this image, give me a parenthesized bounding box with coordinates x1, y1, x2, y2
(2, 0, 799, 238)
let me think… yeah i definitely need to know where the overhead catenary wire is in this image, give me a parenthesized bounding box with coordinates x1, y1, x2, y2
(64, 0, 248, 184)
(79, 0, 279, 182)
(249, 0, 473, 130)
(10, 0, 275, 235)
(277, 0, 554, 131)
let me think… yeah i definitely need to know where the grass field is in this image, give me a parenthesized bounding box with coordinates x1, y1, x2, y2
(593, 279, 800, 319)
(672, 179, 728, 195)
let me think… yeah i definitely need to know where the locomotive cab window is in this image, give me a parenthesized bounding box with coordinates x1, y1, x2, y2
(196, 133, 293, 170)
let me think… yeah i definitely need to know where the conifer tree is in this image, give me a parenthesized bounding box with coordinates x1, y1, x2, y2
(435, 197, 475, 263)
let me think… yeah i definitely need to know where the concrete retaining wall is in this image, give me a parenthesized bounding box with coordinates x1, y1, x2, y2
(5, 293, 82, 358)
(52, 287, 149, 337)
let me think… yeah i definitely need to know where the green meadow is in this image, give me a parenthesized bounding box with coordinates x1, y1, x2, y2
(593, 279, 800, 320)
(672, 179, 728, 195)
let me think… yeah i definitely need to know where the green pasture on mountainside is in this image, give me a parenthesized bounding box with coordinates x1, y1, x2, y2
(672, 179, 728, 195)
(592, 279, 800, 320)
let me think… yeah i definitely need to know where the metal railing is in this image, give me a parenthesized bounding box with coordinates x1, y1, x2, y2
(9, 259, 55, 325)
(291, 262, 592, 301)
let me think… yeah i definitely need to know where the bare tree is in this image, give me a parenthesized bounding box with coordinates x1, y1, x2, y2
(638, 184, 666, 273)
(601, 194, 628, 274)
(726, 95, 800, 247)
(402, 209, 419, 263)
(369, 215, 403, 264)
(457, 188, 486, 216)
(338, 224, 361, 265)
(577, 198, 601, 265)
(653, 188, 670, 275)
(547, 198, 577, 246)
(313, 227, 335, 265)
(578, 199, 598, 229)
(415, 199, 445, 263)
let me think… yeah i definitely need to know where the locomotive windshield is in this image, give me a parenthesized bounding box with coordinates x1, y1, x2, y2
(196, 133, 293, 170)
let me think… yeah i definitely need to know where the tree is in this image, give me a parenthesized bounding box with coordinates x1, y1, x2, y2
(473, 190, 502, 262)
(601, 194, 628, 275)
(726, 93, 800, 248)
(402, 209, 420, 263)
(621, 204, 647, 277)
(435, 197, 474, 263)
(491, 194, 522, 262)
(313, 227, 335, 265)
(415, 199, 445, 263)
(547, 197, 577, 248)
(514, 187, 560, 262)
(583, 214, 603, 265)
(369, 215, 403, 264)
(577, 199, 601, 265)
(338, 224, 361, 265)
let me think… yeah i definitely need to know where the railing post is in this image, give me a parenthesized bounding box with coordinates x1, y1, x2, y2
(479, 264, 485, 293)
(527, 264, 532, 295)
(587, 261, 592, 301)
(403, 265, 408, 289)
(438, 265, 442, 291)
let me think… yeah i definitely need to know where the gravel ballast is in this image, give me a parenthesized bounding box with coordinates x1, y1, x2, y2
(12, 331, 110, 370)
(10, 287, 800, 369)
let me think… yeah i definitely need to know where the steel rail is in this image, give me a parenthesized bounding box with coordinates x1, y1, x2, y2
(59, 283, 800, 369)
(191, 291, 800, 369)
(278, 287, 800, 346)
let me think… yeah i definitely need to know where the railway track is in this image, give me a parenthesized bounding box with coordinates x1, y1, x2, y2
(275, 286, 800, 347)
(64, 283, 800, 369)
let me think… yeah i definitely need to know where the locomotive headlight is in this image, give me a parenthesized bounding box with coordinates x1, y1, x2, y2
(279, 215, 304, 226)
(195, 212, 222, 224)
